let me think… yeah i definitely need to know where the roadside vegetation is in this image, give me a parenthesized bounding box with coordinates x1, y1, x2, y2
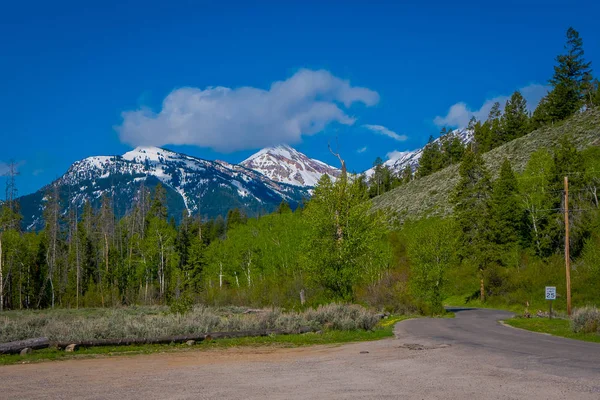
(0, 310, 413, 366)
(0, 304, 381, 343)
(505, 307, 600, 343)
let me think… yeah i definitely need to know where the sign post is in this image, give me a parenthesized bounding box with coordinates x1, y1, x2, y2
(545, 286, 556, 319)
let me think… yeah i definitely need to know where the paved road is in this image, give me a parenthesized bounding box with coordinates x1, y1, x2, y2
(396, 308, 600, 378)
(1, 309, 599, 399)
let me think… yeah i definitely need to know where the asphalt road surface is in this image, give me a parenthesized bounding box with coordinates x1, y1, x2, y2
(1, 308, 599, 399)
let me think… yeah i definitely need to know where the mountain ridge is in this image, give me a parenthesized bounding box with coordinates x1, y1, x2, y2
(371, 108, 600, 220)
(18, 146, 312, 230)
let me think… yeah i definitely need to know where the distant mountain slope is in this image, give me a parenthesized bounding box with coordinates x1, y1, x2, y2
(241, 145, 341, 187)
(364, 128, 473, 178)
(372, 108, 600, 219)
(19, 147, 310, 230)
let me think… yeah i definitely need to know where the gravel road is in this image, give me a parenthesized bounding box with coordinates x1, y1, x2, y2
(1, 309, 599, 399)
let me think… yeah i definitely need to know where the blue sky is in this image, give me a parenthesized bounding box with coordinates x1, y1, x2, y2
(1, 0, 599, 195)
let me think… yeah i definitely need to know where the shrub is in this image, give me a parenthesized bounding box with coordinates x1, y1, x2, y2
(0, 304, 380, 343)
(571, 306, 600, 334)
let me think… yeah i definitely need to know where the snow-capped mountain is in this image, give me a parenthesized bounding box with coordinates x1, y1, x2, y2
(366, 128, 474, 177)
(19, 146, 310, 230)
(241, 145, 341, 187)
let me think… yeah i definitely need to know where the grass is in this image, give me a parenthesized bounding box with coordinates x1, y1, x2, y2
(0, 315, 415, 366)
(504, 317, 600, 343)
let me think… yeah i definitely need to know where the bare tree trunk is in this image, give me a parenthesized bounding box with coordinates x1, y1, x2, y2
(219, 262, 223, 289)
(480, 278, 485, 302)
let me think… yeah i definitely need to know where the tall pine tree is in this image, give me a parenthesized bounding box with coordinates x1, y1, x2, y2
(546, 27, 593, 121)
(501, 91, 530, 142)
(450, 148, 493, 301)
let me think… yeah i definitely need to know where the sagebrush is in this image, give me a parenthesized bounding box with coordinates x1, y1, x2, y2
(0, 304, 379, 343)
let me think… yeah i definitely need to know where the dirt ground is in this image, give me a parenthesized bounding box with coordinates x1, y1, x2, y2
(1, 328, 599, 399)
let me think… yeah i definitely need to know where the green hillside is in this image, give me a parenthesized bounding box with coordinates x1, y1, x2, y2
(372, 108, 600, 219)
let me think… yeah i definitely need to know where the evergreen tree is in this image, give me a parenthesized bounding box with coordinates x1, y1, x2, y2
(149, 184, 168, 221)
(418, 136, 443, 177)
(530, 95, 552, 130)
(369, 157, 385, 197)
(276, 201, 292, 214)
(590, 79, 600, 108)
(546, 27, 593, 121)
(489, 160, 523, 262)
(488, 102, 504, 149)
(473, 119, 492, 153)
(501, 91, 530, 141)
(226, 208, 247, 230)
(450, 148, 493, 301)
(400, 165, 413, 184)
(441, 134, 466, 166)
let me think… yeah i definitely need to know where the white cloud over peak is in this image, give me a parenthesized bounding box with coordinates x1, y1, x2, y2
(117, 69, 379, 152)
(362, 124, 408, 141)
(434, 83, 549, 129)
(357, 146, 368, 153)
(386, 150, 411, 161)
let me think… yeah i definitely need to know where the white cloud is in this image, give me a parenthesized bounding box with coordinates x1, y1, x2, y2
(434, 84, 549, 128)
(0, 163, 8, 176)
(117, 69, 379, 152)
(386, 150, 410, 161)
(362, 124, 408, 141)
(357, 146, 368, 153)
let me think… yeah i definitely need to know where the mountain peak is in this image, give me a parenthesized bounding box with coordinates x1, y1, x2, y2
(241, 145, 340, 187)
(122, 146, 173, 162)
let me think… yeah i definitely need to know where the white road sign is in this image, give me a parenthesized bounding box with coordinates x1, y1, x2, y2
(545, 286, 556, 300)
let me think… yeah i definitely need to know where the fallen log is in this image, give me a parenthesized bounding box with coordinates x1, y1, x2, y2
(53, 327, 314, 350)
(0, 337, 50, 355)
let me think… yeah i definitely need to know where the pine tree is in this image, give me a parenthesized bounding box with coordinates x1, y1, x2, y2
(149, 184, 168, 221)
(369, 157, 385, 197)
(530, 95, 552, 130)
(400, 165, 413, 184)
(473, 119, 492, 153)
(546, 27, 593, 121)
(450, 148, 493, 301)
(489, 160, 523, 262)
(418, 136, 443, 177)
(276, 201, 292, 214)
(226, 208, 247, 230)
(501, 91, 530, 141)
(488, 102, 504, 149)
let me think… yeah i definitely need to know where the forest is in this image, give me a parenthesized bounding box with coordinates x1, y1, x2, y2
(1, 27, 599, 315)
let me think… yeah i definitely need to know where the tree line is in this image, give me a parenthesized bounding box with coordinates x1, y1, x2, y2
(364, 27, 600, 197)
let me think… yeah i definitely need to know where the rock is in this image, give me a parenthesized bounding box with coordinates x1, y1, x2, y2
(375, 313, 386, 320)
(20, 347, 32, 356)
(315, 330, 323, 335)
(360, 351, 369, 354)
(185, 340, 196, 346)
(65, 344, 78, 352)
